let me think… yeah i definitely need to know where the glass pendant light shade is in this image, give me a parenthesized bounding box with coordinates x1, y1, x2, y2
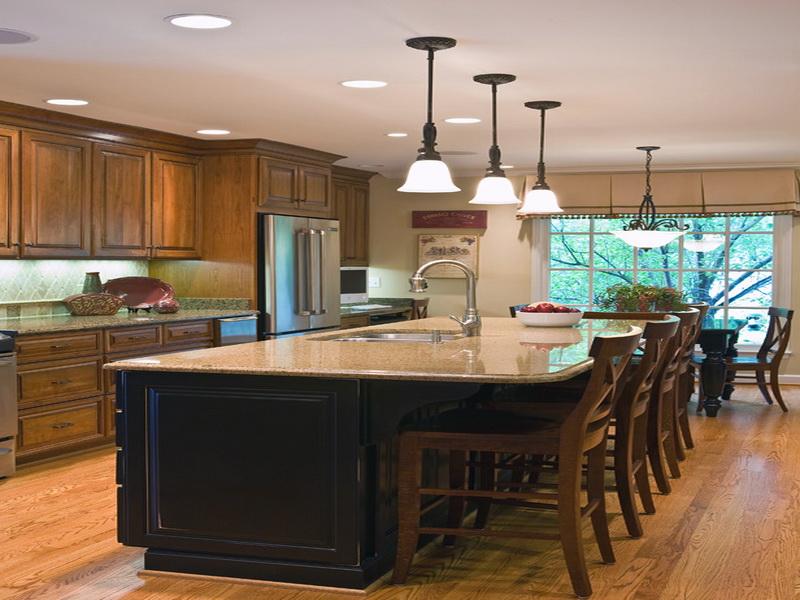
(611, 229, 684, 248)
(469, 175, 517, 204)
(398, 159, 460, 193)
(517, 187, 563, 214)
(684, 235, 724, 252)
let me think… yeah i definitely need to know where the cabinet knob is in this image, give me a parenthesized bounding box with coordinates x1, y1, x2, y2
(51, 421, 75, 430)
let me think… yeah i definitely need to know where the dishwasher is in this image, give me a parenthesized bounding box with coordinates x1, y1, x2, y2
(0, 331, 17, 478)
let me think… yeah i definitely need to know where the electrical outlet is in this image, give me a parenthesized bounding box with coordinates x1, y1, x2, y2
(368, 276, 381, 288)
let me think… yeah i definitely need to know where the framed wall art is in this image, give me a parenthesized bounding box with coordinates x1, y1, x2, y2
(417, 234, 479, 278)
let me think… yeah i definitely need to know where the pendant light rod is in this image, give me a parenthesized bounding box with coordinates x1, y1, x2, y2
(524, 100, 561, 189)
(405, 37, 456, 161)
(474, 73, 515, 176)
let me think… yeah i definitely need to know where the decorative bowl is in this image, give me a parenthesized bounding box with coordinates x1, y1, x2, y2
(63, 293, 124, 316)
(102, 276, 175, 310)
(515, 311, 584, 328)
(153, 298, 180, 314)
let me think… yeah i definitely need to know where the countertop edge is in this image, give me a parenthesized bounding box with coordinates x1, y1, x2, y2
(103, 357, 595, 384)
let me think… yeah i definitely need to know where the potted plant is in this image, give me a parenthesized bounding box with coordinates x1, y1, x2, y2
(596, 283, 687, 312)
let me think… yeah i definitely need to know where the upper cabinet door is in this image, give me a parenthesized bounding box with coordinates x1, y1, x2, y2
(258, 157, 298, 211)
(92, 143, 151, 258)
(298, 165, 331, 215)
(349, 184, 369, 265)
(21, 131, 92, 257)
(152, 152, 201, 259)
(0, 127, 20, 257)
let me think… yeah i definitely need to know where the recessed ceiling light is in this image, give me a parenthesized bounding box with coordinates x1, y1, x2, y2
(165, 14, 232, 29)
(196, 129, 230, 135)
(386, 132, 408, 138)
(45, 98, 88, 106)
(445, 117, 481, 124)
(0, 28, 37, 44)
(340, 80, 387, 89)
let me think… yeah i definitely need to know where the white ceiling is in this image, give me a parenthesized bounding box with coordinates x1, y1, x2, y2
(1, 0, 799, 177)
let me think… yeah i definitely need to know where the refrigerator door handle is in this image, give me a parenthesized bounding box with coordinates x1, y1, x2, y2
(317, 230, 327, 315)
(295, 229, 313, 316)
(308, 229, 323, 315)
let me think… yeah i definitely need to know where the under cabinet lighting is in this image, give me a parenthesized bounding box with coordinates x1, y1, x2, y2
(46, 99, 88, 106)
(340, 80, 387, 88)
(166, 14, 232, 29)
(196, 129, 230, 135)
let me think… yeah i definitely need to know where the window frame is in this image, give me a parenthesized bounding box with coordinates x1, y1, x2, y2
(530, 214, 792, 351)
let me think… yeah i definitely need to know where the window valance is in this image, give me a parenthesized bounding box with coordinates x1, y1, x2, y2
(517, 168, 799, 219)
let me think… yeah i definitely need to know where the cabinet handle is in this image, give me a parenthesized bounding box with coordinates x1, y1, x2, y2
(50, 344, 70, 350)
(23, 242, 33, 247)
(50, 379, 72, 385)
(51, 421, 74, 430)
(124, 335, 150, 342)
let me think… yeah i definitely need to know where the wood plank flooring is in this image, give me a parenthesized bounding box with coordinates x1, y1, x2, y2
(1, 385, 799, 599)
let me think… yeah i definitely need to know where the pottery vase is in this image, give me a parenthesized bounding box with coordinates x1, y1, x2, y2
(82, 272, 102, 294)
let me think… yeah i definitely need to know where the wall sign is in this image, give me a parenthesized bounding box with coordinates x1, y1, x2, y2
(418, 234, 479, 278)
(411, 210, 488, 229)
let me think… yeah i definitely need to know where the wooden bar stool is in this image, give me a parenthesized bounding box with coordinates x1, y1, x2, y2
(674, 302, 709, 459)
(646, 309, 698, 491)
(392, 329, 642, 598)
(610, 316, 679, 537)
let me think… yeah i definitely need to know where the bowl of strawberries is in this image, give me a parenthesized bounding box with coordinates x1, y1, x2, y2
(515, 302, 583, 327)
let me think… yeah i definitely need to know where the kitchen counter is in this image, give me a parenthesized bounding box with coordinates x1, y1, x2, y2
(113, 316, 644, 589)
(107, 316, 639, 384)
(340, 298, 412, 317)
(0, 309, 258, 335)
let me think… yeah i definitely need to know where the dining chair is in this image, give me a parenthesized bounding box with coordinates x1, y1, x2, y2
(391, 329, 642, 598)
(693, 307, 793, 412)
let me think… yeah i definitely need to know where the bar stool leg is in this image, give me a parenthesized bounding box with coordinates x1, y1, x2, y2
(392, 434, 423, 584)
(613, 419, 643, 538)
(557, 452, 593, 598)
(443, 450, 466, 547)
(633, 419, 656, 514)
(473, 451, 495, 530)
(587, 443, 616, 562)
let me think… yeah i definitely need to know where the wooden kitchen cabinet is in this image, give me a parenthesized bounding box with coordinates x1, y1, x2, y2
(21, 131, 92, 257)
(152, 152, 201, 259)
(0, 127, 19, 257)
(92, 143, 152, 258)
(332, 168, 371, 266)
(258, 156, 331, 217)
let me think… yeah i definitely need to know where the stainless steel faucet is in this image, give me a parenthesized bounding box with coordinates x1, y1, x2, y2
(409, 259, 481, 337)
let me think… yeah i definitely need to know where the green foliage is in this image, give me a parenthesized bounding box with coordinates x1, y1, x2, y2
(595, 283, 687, 312)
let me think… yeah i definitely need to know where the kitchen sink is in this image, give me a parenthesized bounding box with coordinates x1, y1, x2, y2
(329, 330, 464, 343)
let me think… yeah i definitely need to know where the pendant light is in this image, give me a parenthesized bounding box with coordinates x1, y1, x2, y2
(611, 146, 688, 248)
(469, 73, 518, 205)
(517, 101, 563, 215)
(684, 235, 724, 252)
(398, 37, 460, 193)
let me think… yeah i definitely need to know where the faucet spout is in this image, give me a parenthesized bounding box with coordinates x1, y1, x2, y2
(409, 259, 481, 336)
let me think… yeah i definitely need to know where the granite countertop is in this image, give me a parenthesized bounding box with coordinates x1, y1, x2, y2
(0, 310, 258, 335)
(106, 316, 644, 384)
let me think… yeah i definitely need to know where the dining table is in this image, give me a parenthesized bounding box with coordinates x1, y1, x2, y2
(695, 317, 746, 417)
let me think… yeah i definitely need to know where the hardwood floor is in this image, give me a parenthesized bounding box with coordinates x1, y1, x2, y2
(1, 385, 799, 599)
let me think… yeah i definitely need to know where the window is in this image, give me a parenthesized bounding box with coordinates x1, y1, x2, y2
(539, 215, 789, 345)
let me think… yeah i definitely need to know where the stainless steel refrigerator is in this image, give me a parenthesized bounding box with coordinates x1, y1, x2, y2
(258, 214, 341, 338)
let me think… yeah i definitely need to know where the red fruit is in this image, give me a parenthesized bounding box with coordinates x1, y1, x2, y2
(554, 305, 571, 313)
(537, 302, 555, 313)
(570, 308, 581, 313)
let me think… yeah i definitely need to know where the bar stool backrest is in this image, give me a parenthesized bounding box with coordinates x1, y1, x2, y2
(565, 329, 643, 456)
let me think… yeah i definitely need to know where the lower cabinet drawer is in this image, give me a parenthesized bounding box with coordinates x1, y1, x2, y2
(104, 341, 214, 394)
(340, 314, 370, 329)
(105, 326, 162, 354)
(18, 398, 104, 453)
(164, 320, 213, 347)
(18, 357, 104, 408)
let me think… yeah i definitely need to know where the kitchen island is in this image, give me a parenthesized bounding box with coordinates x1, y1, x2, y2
(108, 317, 641, 589)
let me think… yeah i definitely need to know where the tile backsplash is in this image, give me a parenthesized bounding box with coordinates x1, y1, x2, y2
(0, 260, 148, 303)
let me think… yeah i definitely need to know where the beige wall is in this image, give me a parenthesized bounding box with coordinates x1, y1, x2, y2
(368, 175, 533, 318)
(783, 217, 800, 374)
